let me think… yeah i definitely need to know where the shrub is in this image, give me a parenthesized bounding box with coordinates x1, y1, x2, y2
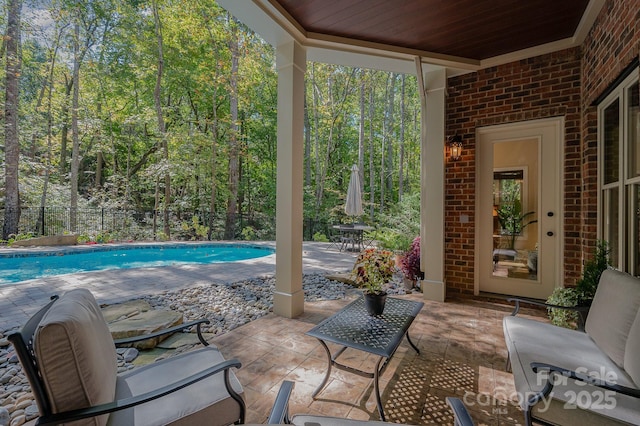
(546, 287, 580, 329)
(313, 232, 329, 242)
(400, 236, 421, 281)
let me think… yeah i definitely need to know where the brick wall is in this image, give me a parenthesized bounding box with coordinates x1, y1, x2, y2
(444, 0, 639, 296)
(446, 48, 583, 295)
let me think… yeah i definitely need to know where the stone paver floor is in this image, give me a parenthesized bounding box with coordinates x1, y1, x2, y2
(0, 241, 548, 425)
(213, 293, 546, 425)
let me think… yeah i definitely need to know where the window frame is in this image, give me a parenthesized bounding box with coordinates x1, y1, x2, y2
(598, 69, 640, 274)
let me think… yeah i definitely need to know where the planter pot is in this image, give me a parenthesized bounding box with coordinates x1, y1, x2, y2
(363, 292, 387, 316)
(403, 278, 415, 290)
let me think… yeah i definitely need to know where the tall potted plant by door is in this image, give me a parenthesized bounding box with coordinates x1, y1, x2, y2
(352, 248, 396, 315)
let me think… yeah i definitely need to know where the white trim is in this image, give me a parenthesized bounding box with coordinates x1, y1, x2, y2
(597, 69, 640, 273)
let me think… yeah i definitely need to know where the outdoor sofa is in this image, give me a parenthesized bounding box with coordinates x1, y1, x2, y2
(503, 268, 640, 425)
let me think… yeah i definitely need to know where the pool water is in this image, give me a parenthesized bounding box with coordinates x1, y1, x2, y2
(0, 244, 274, 284)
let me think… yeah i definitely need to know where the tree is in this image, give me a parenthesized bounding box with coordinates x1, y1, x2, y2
(151, 0, 171, 237)
(224, 15, 240, 239)
(3, 0, 22, 240)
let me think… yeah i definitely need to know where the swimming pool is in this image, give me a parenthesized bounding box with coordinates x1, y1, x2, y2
(0, 243, 275, 284)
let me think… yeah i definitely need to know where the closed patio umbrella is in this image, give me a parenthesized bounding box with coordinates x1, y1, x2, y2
(344, 164, 363, 218)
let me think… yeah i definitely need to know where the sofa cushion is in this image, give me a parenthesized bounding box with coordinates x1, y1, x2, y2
(503, 315, 640, 424)
(108, 347, 244, 426)
(624, 309, 640, 386)
(35, 289, 118, 426)
(585, 269, 640, 367)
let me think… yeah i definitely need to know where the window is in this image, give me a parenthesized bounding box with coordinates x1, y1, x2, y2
(599, 70, 640, 274)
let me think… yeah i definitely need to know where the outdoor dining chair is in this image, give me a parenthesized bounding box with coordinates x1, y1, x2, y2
(8, 288, 245, 426)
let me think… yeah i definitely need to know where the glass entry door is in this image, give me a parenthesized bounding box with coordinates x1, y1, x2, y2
(477, 118, 562, 299)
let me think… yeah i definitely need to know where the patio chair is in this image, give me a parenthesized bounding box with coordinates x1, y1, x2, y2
(266, 381, 474, 426)
(8, 288, 245, 426)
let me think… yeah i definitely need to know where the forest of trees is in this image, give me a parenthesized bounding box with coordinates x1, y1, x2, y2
(0, 0, 423, 242)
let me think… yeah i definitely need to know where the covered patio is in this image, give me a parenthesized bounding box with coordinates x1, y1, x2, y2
(217, 0, 638, 316)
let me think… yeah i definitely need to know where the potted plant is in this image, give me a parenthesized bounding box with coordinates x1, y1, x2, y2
(496, 199, 537, 250)
(352, 248, 396, 315)
(400, 236, 421, 290)
(546, 240, 609, 328)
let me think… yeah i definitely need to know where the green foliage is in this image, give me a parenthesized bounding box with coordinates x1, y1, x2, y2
(351, 248, 396, 294)
(497, 199, 537, 250)
(575, 240, 610, 302)
(179, 216, 209, 241)
(4, 232, 36, 246)
(546, 240, 610, 328)
(313, 232, 329, 242)
(156, 231, 169, 242)
(11, 3, 423, 242)
(375, 229, 412, 252)
(241, 226, 257, 241)
(375, 192, 420, 250)
(546, 287, 581, 329)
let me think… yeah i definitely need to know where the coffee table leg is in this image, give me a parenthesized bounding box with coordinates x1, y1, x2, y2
(374, 357, 386, 421)
(406, 332, 420, 354)
(312, 339, 332, 398)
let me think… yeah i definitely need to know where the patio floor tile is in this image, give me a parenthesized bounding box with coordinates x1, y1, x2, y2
(210, 292, 546, 425)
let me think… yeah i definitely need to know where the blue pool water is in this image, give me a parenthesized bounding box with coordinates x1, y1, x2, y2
(0, 244, 274, 284)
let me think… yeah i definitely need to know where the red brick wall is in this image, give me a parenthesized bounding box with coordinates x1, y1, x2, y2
(581, 0, 640, 260)
(444, 0, 639, 296)
(446, 48, 583, 295)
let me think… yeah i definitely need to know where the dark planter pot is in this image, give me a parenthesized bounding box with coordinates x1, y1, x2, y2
(364, 292, 387, 316)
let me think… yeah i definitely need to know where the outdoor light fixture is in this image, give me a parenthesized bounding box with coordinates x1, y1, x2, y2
(448, 135, 463, 161)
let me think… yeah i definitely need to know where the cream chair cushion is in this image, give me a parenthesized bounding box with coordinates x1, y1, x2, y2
(108, 346, 244, 426)
(35, 289, 117, 426)
(585, 269, 640, 367)
(624, 309, 640, 386)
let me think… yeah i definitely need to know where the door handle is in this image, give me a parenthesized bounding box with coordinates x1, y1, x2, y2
(547, 231, 554, 237)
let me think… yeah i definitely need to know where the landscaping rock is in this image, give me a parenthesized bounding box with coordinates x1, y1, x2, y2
(101, 300, 152, 323)
(107, 310, 183, 350)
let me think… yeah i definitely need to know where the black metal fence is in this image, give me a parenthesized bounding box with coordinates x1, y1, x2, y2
(0, 207, 332, 242)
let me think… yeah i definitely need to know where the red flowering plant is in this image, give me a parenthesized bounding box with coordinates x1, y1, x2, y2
(351, 248, 396, 295)
(400, 236, 421, 281)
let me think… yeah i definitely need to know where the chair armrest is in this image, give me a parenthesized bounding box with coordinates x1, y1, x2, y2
(531, 362, 640, 399)
(445, 397, 474, 426)
(507, 298, 590, 331)
(113, 319, 211, 347)
(36, 358, 243, 425)
(267, 380, 294, 424)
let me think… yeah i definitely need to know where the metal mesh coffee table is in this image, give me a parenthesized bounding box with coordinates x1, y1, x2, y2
(306, 296, 424, 420)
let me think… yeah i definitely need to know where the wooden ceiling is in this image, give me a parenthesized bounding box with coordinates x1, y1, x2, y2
(269, 0, 592, 61)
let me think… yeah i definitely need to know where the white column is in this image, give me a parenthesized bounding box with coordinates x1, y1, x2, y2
(274, 40, 306, 318)
(420, 68, 447, 302)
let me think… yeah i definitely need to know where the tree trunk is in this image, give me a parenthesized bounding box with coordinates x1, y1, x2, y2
(368, 77, 375, 221)
(59, 76, 73, 178)
(386, 73, 396, 201)
(224, 16, 240, 240)
(152, 0, 170, 237)
(398, 74, 406, 200)
(3, 0, 22, 239)
(304, 86, 312, 186)
(70, 22, 80, 232)
(358, 69, 365, 195)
